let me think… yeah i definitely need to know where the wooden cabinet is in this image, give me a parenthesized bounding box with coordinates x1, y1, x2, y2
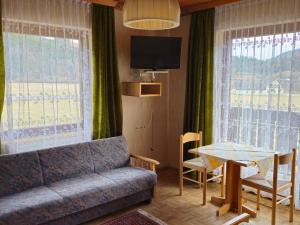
(122, 82, 162, 97)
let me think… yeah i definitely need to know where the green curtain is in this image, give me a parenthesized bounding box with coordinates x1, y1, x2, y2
(92, 4, 122, 139)
(0, 1, 5, 154)
(183, 9, 215, 159)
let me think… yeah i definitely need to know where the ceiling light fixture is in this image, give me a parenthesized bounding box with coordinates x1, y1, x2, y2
(123, 0, 181, 30)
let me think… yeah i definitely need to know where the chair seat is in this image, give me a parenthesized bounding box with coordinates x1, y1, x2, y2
(242, 173, 292, 193)
(183, 157, 208, 171)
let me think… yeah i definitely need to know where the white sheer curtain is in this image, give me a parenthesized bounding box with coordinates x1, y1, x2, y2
(214, 0, 300, 208)
(0, 0, 92, 153)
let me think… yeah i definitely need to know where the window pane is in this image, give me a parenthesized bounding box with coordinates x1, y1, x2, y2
(1, 31, 92, 153)
(216, 30, 300, 151)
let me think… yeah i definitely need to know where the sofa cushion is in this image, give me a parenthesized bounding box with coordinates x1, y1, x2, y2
(47, 168, 156, 213)
(0, 187, 70, 225)
(89, 136, 130, 173)
(0, 151, 43, 197)
(47, 173, 125, 212)
(38, 142, 93, 184)
(100, 167, 157, 194)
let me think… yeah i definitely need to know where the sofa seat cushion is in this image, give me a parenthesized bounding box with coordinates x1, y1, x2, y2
(47, 168, 156, 213)
(0, 187, 70, 225)
(99, 167, 157, 195)
(47, 173, 125, 212)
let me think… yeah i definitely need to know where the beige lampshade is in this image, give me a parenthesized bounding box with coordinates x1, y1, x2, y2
(123, 0, 181, 30)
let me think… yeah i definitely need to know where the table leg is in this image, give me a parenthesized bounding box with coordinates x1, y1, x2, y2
(215, 161, 241, 216)
(217, 203, 231, 216)
(226, 161, 241, 209)
(211, 196, 225, 206)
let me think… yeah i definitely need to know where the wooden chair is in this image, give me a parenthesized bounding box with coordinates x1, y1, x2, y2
(240, 149, 297, 225)
(179, 132, 225, 205)
(223, 213, 250, 225)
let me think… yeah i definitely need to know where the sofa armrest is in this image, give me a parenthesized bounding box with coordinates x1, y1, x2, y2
(130, 154, 160, 172)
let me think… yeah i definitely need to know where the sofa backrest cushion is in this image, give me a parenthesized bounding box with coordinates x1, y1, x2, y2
(89, 136, 130, 173)
(38, 142, 94, 184)
(0, 151, 43, 197)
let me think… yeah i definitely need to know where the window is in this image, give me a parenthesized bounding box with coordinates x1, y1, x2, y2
(214, 0, 300, 208)
(228, 31, 300, 151)
(215, 28, 300, 153)
(0, 22, 92, 153)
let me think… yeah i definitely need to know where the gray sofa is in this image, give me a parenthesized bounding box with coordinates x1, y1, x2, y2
(0, 136, 159, 225)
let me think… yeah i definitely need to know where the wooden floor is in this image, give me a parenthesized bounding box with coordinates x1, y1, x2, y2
(86, 168, 300, 225)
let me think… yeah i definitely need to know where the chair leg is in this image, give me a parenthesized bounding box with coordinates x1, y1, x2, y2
(179, 167, 183, 196)
(256, 189, 260, 210)
(289, 190, 294, 222)
(238, 178, 243, 214)
(203, 169, 207, 205)
(271, 192, 277, 225)
(221, 165, 225, 197)
(198, 171, 202, 188)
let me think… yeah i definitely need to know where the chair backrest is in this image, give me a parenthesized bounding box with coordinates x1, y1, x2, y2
(181, 132, 202, 145)
(272, 149, 297, 191)
(179, 132, 202, 164)
(278, 149, 296, 165)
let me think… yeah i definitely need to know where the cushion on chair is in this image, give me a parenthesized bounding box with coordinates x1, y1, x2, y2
(99, 167, 157, 194)
(242, 174, 292, 192)
(183, 157, 208, 171)
(0, 151, 43, 197)
(38, 142, 94, 184)
(89, 136, 130, 173)
(0, 186, 71, 225)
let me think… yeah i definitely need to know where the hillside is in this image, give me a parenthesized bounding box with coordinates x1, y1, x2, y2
(231, 48, 300, 92)
(4, 32, 81, 83)
(232, 48, 300, 76)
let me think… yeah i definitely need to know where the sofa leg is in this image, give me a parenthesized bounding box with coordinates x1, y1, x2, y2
(145, 198, 152, 204)
(152, 186, 157, 198)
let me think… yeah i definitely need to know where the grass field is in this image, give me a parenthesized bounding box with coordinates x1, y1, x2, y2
(1, 82, 83, 129)
(231, 92, 300, 112)
(1, 83, 300, 130)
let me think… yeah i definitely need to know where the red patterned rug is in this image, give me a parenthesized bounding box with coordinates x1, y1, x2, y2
(100, 209, 167, 225)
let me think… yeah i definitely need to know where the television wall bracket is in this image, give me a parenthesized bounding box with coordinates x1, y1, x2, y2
(139, 70, 169, 81)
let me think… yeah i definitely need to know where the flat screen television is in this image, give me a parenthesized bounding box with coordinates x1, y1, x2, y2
(130, 36, 182, 70)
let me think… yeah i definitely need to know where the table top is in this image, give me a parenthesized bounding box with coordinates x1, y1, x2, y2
(189, 142, 275, 170)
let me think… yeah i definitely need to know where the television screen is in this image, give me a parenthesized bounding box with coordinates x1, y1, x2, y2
(130, 36, 182, 70)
